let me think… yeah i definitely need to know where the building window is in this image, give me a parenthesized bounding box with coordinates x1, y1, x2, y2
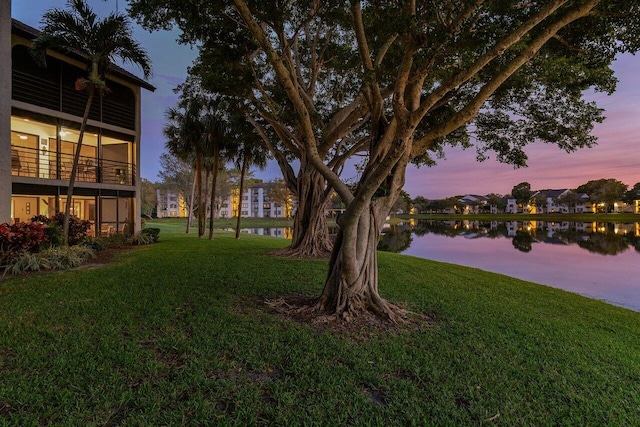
(10, 116, 57, 179)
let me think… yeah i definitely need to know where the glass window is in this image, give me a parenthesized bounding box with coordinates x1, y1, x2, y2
(60, 128, 98, 182)
(102, 135, 133, 185)
(11, 116, 57, 179)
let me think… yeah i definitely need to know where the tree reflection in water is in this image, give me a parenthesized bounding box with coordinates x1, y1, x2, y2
(379, 220, 640, 256)
(512, 231, 534, 253)
(377, 224, 413, 253)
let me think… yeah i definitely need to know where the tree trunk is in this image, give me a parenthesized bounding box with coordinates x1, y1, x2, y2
(195, 153, 204, 238)
(204, 167, 210, 232)
(186, 173, 196, 233)
(235, 152, 248, 239)
(208, 141, 219, 240)
(313, 202, 405, 322)
(275, 164, 333, 258)
(63, 85, 95, 245)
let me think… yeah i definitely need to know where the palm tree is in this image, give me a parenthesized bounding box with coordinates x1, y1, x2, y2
(232, 137, 268, 239)
(201, 101, 229, 240)
(164, 98, 207, 237)
(163, 108, 197, 233)
(31, 0, 151, 244)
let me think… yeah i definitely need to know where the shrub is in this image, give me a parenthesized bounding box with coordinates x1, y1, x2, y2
(83, 236, 107, 251)
(43, 223, 63, 247)
(130, 232, 153, 245)
(101, 233, 131, 249)
(32, 213, 91, 245)
(0, 222, 49, 265)
(3, 245, 96, 275)
(140, 228, 160, 243)
(3, 252, 41, 275)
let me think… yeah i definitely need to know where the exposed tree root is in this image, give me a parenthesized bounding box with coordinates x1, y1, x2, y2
(270, 244, 332, 259)
(265, 295, 435, 337)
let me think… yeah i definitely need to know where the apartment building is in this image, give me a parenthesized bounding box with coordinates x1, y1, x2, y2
(1, 17, 154, 234)
(218, 182, 294, 219)
(156, 189, 187, 218)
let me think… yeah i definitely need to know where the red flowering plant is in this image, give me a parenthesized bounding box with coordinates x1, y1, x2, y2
(0, 221, 49, 265)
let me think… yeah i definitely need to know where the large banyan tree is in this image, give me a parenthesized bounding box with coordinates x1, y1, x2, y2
(132, 1, 372, 258)
(131, 0, 640, 321)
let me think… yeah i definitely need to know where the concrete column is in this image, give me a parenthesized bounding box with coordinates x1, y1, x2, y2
(134, 88, 142, 232)
(0, 1, 12, 224)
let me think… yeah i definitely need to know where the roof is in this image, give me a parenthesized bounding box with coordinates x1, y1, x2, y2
(11, 18, 155, 92)
(532, 189, 570, 199)
(249, 182, 276, 190)
(458, 194, 488, 204)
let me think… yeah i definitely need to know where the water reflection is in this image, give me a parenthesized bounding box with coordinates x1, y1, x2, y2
(386, 220, 640, 256)
(377, 224, 413, 253)
(379, 220, 640, 311)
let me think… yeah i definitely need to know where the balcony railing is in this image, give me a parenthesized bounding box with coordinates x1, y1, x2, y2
(11, 145, 135, 186)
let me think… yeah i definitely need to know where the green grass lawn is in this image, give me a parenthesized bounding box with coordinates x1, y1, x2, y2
(1, 223, 639, 425)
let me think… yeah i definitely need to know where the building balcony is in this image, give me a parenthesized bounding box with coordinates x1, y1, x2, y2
(11, 145, 135, 186)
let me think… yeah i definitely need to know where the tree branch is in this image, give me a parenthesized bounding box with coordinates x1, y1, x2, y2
(412, 0, 601, 157)
(413, 0, 571, 121)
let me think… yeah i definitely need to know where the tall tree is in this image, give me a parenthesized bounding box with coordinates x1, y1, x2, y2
(131, 1, 370, 258)
(230, 136, 269, 239)
(131, 1, 640, 322)
(486, 194, 506, 214)
(531, 192, 548, 213)
(139, 178, 157, 218)
(32, 0, 150, 243)
(164, 97, 209, 237)
(512, 182, 533, 212)
(268, 180, 295, 218)
(623, 182, 640, 203)
(577, 178, 628, 212)
(158, 152, 195, 231)
(201, 100, 228, 240)
(556, 190, 583, 213)
(412, 196, 429, 214)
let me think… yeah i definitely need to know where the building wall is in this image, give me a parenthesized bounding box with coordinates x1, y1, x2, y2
(156, 189, 187, 218)
(0, 1, 12, 223)
(217, 184, 293, 219)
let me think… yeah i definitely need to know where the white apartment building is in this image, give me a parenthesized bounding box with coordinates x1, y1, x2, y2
(156, 189, 187, 218)
(218, 182, 294, 219)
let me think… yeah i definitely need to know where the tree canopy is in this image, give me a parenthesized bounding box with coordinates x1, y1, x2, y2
(577, 178, 628, 211)
(511, 182, 533, 207)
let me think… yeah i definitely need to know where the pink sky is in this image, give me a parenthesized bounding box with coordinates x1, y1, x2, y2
(12, 1, 640, 199)
(404, 54, 640, 198)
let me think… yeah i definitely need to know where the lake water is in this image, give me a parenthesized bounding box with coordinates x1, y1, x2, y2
(381, 220, 640, 311)
(241, 221, 640, 311)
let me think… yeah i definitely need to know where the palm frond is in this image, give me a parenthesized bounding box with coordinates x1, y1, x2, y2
(31, 0, 151, 82)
